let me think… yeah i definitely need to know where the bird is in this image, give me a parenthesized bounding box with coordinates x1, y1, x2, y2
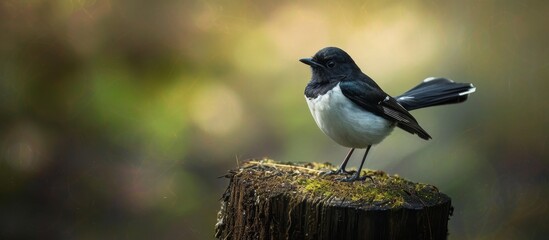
(300, 47, 476, 181)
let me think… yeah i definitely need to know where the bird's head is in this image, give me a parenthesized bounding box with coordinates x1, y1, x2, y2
(300, 47, 361, 83)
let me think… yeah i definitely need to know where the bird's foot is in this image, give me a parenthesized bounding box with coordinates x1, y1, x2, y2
(320, 168, 354, 176)
(337, 172, 374, 182)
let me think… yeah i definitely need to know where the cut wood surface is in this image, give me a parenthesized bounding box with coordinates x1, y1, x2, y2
(215, 159, 453, 240)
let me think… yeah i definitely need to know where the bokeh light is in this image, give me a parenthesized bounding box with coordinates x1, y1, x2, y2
(190, 83, 243, 136)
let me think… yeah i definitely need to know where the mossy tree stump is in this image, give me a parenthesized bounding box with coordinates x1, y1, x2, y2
(215, 160, 452, 240)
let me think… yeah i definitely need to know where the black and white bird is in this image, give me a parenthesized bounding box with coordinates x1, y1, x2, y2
(300, 47, 476, 181)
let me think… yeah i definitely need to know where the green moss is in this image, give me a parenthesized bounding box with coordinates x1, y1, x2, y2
(301, 178, 335, 197)
(346, 182, 405, 207)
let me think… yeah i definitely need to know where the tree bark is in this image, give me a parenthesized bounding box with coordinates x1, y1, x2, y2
(215, 160, 452, 240)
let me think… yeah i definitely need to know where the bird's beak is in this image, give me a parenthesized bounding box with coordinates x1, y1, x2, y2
(299, 58, 323, 68)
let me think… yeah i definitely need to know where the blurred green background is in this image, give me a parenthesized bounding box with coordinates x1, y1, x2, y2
(0, 0, 547, 239)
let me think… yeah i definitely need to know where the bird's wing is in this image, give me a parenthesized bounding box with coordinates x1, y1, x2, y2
(339, 80, 432, 140)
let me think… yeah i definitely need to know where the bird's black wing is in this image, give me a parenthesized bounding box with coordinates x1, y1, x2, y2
(339, 80, 432, 140)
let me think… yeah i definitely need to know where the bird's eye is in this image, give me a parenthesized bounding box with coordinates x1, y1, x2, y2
(327, 61, 335, 68)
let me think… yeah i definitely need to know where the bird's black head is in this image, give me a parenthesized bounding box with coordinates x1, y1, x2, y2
(300, 47, 361, 84)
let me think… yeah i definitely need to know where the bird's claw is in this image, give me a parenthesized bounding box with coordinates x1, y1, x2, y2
(337, 173, 374, 182)
(320, 169, 354, 176)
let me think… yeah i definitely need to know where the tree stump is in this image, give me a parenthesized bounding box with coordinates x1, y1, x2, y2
(215, 160, 453, 240)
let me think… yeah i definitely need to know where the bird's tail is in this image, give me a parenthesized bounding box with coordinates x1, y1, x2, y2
(396, 77, 476, 111)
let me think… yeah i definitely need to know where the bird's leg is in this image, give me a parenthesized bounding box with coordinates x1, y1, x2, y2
(335, 148, 355, 174)
(341, 145, 372, 182)
(321, 148, 355, 175)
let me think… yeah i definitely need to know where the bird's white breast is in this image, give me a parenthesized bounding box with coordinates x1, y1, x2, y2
(305, 83, 395, 148)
